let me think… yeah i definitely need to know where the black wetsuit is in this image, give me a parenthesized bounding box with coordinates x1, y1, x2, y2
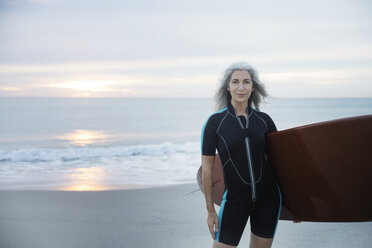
(201, 103, 282, 246)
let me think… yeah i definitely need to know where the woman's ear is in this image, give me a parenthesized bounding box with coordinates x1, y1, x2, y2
(226, 86, 230, 91)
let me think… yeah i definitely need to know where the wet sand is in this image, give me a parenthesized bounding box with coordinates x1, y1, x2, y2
(0, 183, 371, 248)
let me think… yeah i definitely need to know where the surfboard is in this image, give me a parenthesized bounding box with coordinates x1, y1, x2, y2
(197, 115, 372, 222)
(197, 156, 225, 206)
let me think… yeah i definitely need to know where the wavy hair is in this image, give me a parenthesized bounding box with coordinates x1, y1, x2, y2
(215, 61, 268, 111)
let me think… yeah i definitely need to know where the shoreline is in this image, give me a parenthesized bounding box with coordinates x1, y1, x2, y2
(0, 182, 199, 192)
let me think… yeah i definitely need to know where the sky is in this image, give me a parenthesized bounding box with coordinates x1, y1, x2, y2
(0, 0, 371, 98)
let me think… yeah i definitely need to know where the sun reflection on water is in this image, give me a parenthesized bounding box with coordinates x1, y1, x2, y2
(59, 166, 110, 191)
(57, 166, 147, 191)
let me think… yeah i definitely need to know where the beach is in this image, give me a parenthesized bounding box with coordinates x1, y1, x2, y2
(1, 183, 372, 248)
(1, 98, 372, 247)
(2, 0, 372, 245)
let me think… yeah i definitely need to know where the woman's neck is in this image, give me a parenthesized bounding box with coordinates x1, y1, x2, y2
(231, 100, 248, 116)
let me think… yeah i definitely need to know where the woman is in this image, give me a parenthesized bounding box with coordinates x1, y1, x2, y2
(201, 62, 281, 248)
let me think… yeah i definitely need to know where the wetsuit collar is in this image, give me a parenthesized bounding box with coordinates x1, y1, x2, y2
(227, 103, 252, 117)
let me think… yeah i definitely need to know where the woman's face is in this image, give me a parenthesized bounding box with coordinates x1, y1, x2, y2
(227, 70, 254, 104)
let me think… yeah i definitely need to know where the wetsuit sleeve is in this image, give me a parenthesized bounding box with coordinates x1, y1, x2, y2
(266, 114, 277, 133)
(201, 117, 217, 156)
(264, 113, 277, 153)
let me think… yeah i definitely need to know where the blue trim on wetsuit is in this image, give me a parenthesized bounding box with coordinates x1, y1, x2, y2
(216, 190, 228, 242)
(273, 182, 282, 236)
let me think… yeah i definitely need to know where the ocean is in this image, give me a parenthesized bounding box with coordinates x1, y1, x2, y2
(0, 97, 371, 190)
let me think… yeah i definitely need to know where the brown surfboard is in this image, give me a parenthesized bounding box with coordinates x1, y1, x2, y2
(198, 115, 372, 222)
(197, 155, 225, 206)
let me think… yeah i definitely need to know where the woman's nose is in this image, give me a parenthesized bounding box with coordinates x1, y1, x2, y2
(238, 83, 245, 89)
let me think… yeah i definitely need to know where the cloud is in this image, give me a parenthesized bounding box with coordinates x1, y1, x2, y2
(263, 68, 372, 84)
(0, 86, 23, 91)
(49, 80, 119, 92)
(28, 0, 58, 3)
(0, 0, 371, 97)
(1, 0, 371, 64)
(1, 43, 371, 75)
(1, 0, 58, 5)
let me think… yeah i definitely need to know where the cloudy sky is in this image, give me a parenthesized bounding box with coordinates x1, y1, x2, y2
(0, 0, 371, 98)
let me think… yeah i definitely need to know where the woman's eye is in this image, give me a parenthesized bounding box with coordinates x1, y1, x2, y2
(244, 80, 251, 84)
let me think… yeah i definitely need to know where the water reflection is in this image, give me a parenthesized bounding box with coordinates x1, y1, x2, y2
(59, 166, 110, 191)
(56, 129, 110, 146)
(57, 166, 147, 191)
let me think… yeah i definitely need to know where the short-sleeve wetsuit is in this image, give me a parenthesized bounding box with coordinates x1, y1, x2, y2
(201, 103, 282, 246)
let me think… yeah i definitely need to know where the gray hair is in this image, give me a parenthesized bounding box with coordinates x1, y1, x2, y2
(215, 61, 268, 111)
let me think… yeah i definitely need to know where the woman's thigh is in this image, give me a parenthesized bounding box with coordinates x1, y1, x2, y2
(212, 240, 237, 248)
(249, 232, 274, 248)
(250, 183, 281, 239)
(215, 199, 251, 246)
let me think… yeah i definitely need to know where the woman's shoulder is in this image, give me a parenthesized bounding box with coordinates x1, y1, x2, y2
(252, 108, 271, 118)
(203, 107, 229, 125)
(251, 108, 275, 124)
(208, 107, 228, 119)
(251, 108, 277, 132)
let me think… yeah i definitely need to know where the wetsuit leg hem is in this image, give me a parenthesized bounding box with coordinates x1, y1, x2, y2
(251, 229, 274, 239)
(214, 239, 239, 247)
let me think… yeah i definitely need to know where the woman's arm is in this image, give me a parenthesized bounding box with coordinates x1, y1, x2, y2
(202, 155, 215, 212)
(202, 155, 219, 239)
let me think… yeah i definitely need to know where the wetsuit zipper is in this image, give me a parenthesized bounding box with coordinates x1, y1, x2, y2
(236, 114, 256, 209)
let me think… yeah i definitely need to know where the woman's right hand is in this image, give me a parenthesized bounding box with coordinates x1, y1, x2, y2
(207, 211, 219, 240)
(202, 155, 218, 239)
